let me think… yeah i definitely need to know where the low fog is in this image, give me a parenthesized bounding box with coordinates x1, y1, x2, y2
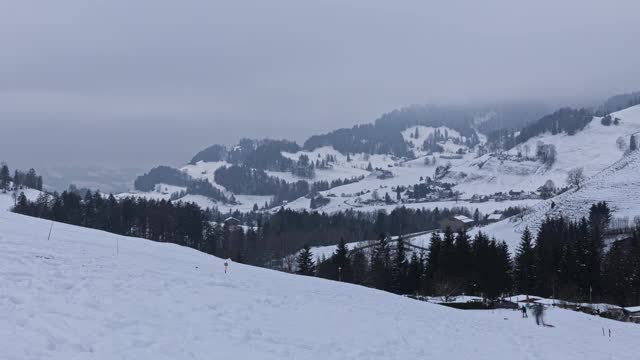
(1, 0, 639, 169)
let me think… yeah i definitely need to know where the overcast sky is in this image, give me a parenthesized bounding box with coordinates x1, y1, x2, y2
(1, 0, 639, 169)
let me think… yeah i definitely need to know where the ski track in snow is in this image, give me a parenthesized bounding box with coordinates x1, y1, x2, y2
(1, 211, 639, 359)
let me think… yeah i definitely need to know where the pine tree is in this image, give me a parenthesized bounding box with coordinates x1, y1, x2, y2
(425, 232, 442, 293)
(0, 164, 10, 192)
(296, 245, 315, 276)
(14, 192, 29, 214)
(514, 227, 535, 295)
(407, 252, 423, 295)
(471, 231, 491, 296)
(454, 228, 472, 289)
(473, 208, 480, 224)
(391, 237, 408, 294)
(366, 162, 373, 171)
(369, 234, 391, 291)
(631, 135, 638, 151)
(493, 240, 513, 298)
(440, 227, 456, 278)
(350, 250, 368, 285)
(333, 237, 351, 282)
(601, 242, 629, 306)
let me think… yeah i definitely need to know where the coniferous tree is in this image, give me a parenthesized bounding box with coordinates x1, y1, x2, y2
(602, 241, 630, 306)
(425, 232, 442, 294)
(440, 227, 456, 278)
(631, 134, 638, 151)
(471, 231, 491, 297)
(585, 202, 609, 297)
(454, 228, 472, 290)
(493, 240, 513, 298)
(333, 237, 351, 282)
(0, 164, 10, 192)
(14, 192, 29, 214)
(514, 227, 535, 295)
(350, 250, 368, 285)
(406, 251, 423, 295)
(369, 234, 391, 291)
(391, 237, 408, 294)
(384, 192, 393, 204)
(296, 245, 315, 276)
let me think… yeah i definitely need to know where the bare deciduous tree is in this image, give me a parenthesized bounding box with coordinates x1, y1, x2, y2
(566, 167, 585, 190)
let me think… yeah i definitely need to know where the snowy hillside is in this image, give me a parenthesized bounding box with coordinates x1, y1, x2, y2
(0, 188, 42, 211)
(2, 211, 640, 359)
(448, 105, 640, 196)
(508, 147, 640, 238)
(120, 104, 640, 238)
(472, 107, 640, 249)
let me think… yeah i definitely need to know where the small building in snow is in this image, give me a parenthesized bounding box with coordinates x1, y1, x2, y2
(487, 213, 503, 223)
(625, 306, 640, 323)
(440, 215, 475, 231)
(223, 217, 241, 229)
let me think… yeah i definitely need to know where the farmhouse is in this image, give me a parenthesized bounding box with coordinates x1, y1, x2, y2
(440, 215, 474, 231)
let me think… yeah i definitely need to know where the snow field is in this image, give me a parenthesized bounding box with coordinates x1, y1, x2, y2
(2, 211, 640, 359)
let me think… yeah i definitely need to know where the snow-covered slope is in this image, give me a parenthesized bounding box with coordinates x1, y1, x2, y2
(512, 148, 640, 235)
(449, 105, 640, 196)
(120, 105, 640, 224)
(2, 211, 640, 359)
(401, 125, 466, 157)
(0, 188, 42, 211)
(475, 140, 640, 249)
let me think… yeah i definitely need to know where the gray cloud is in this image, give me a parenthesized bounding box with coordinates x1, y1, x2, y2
(1, 0, 639, 169)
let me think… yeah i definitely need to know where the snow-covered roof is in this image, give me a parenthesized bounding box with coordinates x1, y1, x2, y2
(224, 216, 241, 224)
(505, 295, 541, 303)
(625, 306, 640, 313)
(453, 215, 474, 224)
(427, 295, 483, 304)
(487, 213, 503, 220)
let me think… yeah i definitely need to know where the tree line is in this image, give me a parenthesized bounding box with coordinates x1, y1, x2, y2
(297, 202, 640, 307)
(214, 164, 363, 206)
(14, 185, 638, 306)
(516, 108, 593, 144)
(301, 229, 512, 299)
(512, 202, 640, 306)
(134, 165, 230, 203)
(0, 163, 43, 192)
(13, 191, 473, 268)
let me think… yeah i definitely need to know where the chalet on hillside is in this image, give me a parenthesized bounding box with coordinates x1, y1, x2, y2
(625, 306, 640, 323)
(223, 217, 241, 229)
(373, 169, 394, 180)
(440, 215, 474, 231)
(487, 213, 503, 223)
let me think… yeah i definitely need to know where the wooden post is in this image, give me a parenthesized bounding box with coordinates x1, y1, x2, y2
(47, 222, 54, 240)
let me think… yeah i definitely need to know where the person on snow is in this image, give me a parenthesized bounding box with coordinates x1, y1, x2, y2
(521, 305, 528, 318)
(533, 303, 545, 326)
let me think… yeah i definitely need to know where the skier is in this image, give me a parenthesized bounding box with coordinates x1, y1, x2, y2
(224, 261, 229, 274)
(533, 303, 544, 326)
(521, 305, 528, 318)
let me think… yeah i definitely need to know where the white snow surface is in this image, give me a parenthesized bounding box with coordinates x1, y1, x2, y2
(401, 126, 465, 157)
(447, 105, 640, 196)
(0, 188, 42, 211)
(2, 211, 640, 359)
